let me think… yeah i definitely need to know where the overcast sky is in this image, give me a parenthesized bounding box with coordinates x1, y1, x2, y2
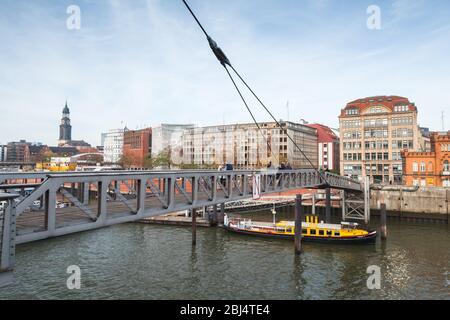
(1, 0, 450, 146)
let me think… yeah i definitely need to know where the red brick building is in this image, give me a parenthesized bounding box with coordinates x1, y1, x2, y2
(306, 124, 340, 171)
(402, 132, 450, 187)
(123, 128, 152, 168)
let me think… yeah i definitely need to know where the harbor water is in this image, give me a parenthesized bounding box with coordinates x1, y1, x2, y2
(0, 208, 449, 300)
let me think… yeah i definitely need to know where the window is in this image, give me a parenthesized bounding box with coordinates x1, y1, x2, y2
(369, 106, 384, 114)
(444, 160, 450, 172)
(302, 229, 307, 235)
(428, 162, 433, 173)
(413, 179, 419, 186)
(334, 231, 340, 237)
(394, 105, 409, 112)
(443, 180, 450, 187)
(413, 162, 419, 172)
(326, 230, 332, 236)
(420, 162, 426, 172)
(318, 230, 324, 236)
(346, 108, 359, 115)
(310, 229, 317, 235)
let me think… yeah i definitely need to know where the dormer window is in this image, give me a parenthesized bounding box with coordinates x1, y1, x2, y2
(369, 106, 383, 114)
(394, 105, 409, 112)
(346, 108, 359, 115)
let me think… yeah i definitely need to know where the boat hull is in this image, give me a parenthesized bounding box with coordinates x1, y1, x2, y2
(224, 226, 377, 245)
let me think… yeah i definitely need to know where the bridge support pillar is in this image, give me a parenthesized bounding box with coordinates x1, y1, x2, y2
(218, 203, 225, 225)
(380, 203, 387, 240)
(209, 204, 218, 227)
(311, 193, 316, 215)
(341, 177, 371, 224)
(294, 194, 303, 255)
(0, 194, 19, 288)
(325, 187, 331, 223)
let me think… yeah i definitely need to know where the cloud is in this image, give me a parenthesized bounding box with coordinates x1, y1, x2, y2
(0, 0, 450, 146)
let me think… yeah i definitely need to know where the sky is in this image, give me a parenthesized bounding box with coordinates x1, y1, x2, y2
(1, 0, 450, 146)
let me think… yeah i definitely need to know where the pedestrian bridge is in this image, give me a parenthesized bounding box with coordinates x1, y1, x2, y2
(0, 169, 364, 286)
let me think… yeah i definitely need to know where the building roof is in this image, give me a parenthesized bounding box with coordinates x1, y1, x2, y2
(341, 95, 417, 115)
(65, 140, 91, 147)
(29, 145, 46, 154)
(48, 147, 79, 155)
(306, 124, 339, 143)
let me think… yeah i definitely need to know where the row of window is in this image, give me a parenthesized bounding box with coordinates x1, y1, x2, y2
(412, 162, 434, 173)
(392, 128, 413, 138)
(365, 140, 389, 150)
(394, 105, 409, 112)
(440, 144, 450, 152)
(343, 153, 362, 161)
(392, 117, 414, 125)
(365, 129, 389, 138)
(342, 120, 361, 128)
(343, 165, 362, 174)
(411, 178, 450, 187)
(411, 161, 450, 173)
(343, 131, 362, 139)
(364, 118, 388, 127)
(392, 140, 414, 149)
(342, 140, 413, 151)
(343, 142, 362, 150)
(344, 105, 411, 117)
(364, 153, 390, 161)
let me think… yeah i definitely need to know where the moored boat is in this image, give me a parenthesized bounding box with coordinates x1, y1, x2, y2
(224, 214, 377, 244)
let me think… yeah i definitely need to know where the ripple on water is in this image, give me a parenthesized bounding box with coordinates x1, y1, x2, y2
(0, 217, 449, 300)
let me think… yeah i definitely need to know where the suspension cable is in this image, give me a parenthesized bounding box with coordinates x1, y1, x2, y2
(229, 65, 322, 175)
(222, 64, 280, 165)
(181, 0, 329, 186)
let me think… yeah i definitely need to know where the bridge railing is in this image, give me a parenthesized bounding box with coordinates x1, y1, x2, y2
(0, 170, 362, 244)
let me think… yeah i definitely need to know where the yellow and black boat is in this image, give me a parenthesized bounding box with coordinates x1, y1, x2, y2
(224, 214, 377, 244)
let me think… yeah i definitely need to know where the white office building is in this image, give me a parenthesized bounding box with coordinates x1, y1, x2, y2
(102, 129, 125, 163)
(151, 124, 195, 157)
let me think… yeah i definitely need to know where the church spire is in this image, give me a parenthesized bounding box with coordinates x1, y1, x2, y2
(59, 100, 72, 144)
(63, 100, 70, 115)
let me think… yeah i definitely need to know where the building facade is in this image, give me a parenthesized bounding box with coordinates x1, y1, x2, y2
(123, 128, 152, 168)
(339, 96, 422, 184)
(181, 121, 318, 169)
(6, 140, 31, 162)
(402, 132, 450, 187)
(102, 129, 125, 163)
(0, 145, 7, 162)
(151, 124, 195, 157)
(306, 124, 340, 171)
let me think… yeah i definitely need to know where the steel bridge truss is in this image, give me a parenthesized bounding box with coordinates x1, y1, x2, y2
(0, 169, 362, 286)
(2, 170, 361, 244)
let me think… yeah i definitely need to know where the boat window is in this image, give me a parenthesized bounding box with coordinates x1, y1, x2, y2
(310, 229, 317, 235)
(302, 229, 307, 235)
(327, 230, 332, 236)
(318, 230, 324, 236)
(334, 231, 340, 237)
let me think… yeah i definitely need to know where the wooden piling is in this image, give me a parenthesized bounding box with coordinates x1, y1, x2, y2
(380, 203, 387, 240)
(295, 194, 303, 255)
(192, 208, 197, 246)
(325, 187, 331, 223)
